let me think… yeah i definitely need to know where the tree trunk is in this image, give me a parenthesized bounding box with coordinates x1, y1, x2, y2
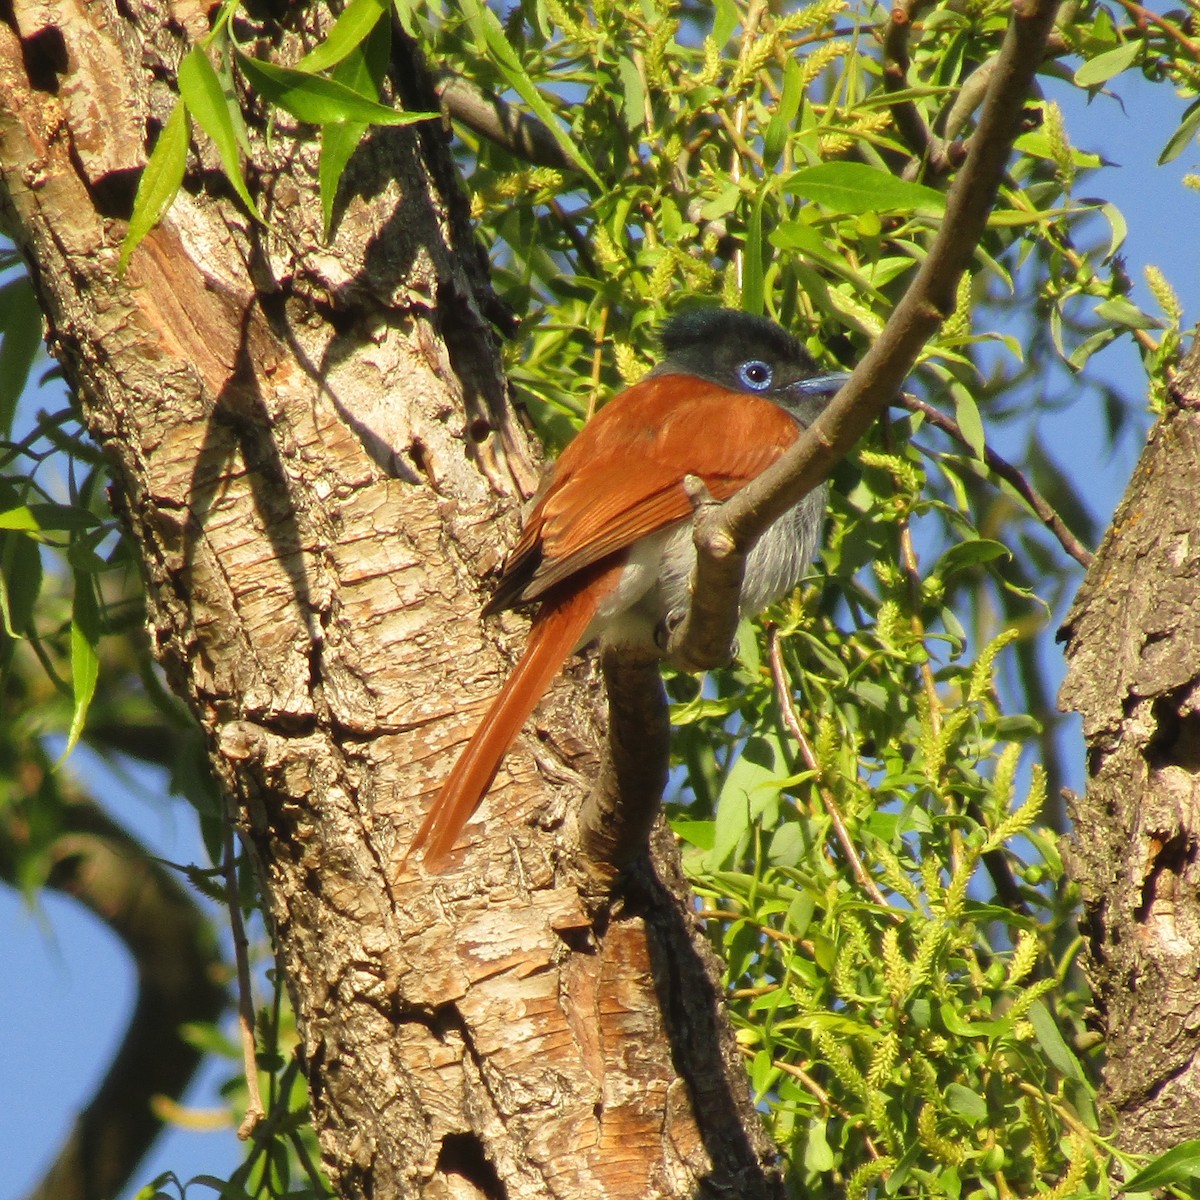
(1059, 343, 1200, 1157)
(0, 3, 781, 1196)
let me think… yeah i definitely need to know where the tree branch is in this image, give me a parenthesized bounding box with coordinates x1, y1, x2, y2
(434, 72, 581, 172)
(881, 0, 955, 175)
(577, 644, 671, 881)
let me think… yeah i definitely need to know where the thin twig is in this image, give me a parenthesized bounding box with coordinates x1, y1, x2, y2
(697, 906, 813, 947)
(1111, 0, 1200, 61)
(547, 197, 598, 276)
(767, 627, 893, 912)
(899, 392, 1094, 568)
(880, 0, 947, 169)
(223, 821, 265, 1139)
(751, 1050, 885, 1159)
(586, 303, 609, 419)
(225, 1059, 310, 1191)
(763, 1052, 837, 1113)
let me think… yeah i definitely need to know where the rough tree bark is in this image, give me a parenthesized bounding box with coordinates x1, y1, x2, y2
(1059, 341, 1200, 1156)
(0, 3, 782, 1197)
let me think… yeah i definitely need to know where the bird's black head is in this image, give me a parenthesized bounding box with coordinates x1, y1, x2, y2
(653, 308, 847, 423)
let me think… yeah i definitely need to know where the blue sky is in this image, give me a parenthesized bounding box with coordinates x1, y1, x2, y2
(3, 54, 1199, 1200)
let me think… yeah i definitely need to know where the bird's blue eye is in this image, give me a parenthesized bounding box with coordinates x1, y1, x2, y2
(737, 359, 773, 391)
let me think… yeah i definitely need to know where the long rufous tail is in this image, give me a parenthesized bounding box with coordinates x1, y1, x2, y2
(407, 586, 601, 871)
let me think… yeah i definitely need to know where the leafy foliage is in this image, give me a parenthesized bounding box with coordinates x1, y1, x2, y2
(388, 0, 1187, 1195)
(658, 430, 1107, 1195)
(0, 248, 134, 774)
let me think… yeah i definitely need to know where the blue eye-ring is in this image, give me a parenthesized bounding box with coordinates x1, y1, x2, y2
(737, 359, 774, 391)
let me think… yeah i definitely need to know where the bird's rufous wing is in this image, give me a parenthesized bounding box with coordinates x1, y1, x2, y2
(502, 374, 800, 603)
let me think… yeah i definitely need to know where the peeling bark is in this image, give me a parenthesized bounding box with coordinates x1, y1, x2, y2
(0, 3, 781, 1196)
(1059, 342, 1200, 1156)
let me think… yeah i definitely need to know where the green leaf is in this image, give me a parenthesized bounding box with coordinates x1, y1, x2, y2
(734, 619, 760, 674)
(1099, 200, 1127, 260)
(458, 0, 600, 186)
(1124, 1138, 1200, 1192)
(392, 0, 418, 36)
(751, 1048, 779, 1095)
(296, 0, 388, 72)
(1160, 95, 1200, 165)
(181, 1020, 242, 1057)
(986, 204, 1087, 228)
(1067, 327, 1117, 371)
(935, 539, 1010, 579)
(952, 388, 986, 458)
(1013, 130, 1102, 170)
(784, 163, 946, 214)
(0, 276, 44, 433)
(944, 1083, 988, 1124)
(742, 187, 766, 315)
(764, 58, 803, 166)
(803, 1119, 836, 1173)
(26, 502, 101, 531)
(671, 818, 715, 852)
(1094, 296, 1161, 330)
(939, 1003, 1011, 1039)
(0, 505, 40, 531)
(987, 714, 1042, 739)
(767, 822, 809, 869)
(707, 734, 786, 868)
(699, 182, 741, 221)
(617, 56, 645, 133)
(1073, 41, 1140, 87)
(0, 530, 42, 636)
(770, 221, 885, 297)
(785, 889, 815, 936)
(178, 47, 263, 222)
(59, 572, 101, 763)
(319, 17, 391, 236)
(1026, 1000, 1084, 1081)
(120, 99, 191, 272)
(132, 1172, 181, 1200)
(711, 0, 739, 46)
(236, 50, 437, 127)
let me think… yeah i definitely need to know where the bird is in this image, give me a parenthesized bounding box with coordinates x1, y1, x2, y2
(408, 307, 848, 870)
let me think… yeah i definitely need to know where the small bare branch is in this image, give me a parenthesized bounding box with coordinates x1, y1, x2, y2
(223, 821, 265, 1140)
(767, 628, 894, 912)
(578, 645, 671, 881)
(881, 0, 950, 170)
(1111, 0, 1200, 62)
(665, 475, 745, 671)
(900, 393, 1094, 568)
